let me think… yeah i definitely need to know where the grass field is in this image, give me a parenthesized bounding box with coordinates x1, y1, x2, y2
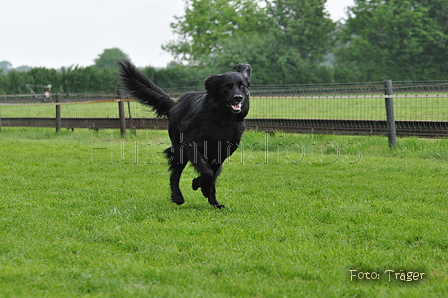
(1, 95, 447, 120)
(1, 127, 447, 297)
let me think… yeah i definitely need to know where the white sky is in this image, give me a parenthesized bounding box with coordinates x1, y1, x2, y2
(1, 0, 354, 69)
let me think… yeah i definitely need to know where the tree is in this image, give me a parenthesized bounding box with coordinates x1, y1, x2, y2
(205, 33, 333, 84)
(0, 61, 12, 74)
(27, 67, 62, 93)
(94, 48, 130, 69)
(13, 66, 32, 72)
(162, 0, 269, 62)
(5, 70, 31, 94)
(164, 0, 335, 84)
(267, 0, 335, 64)
(334, 0, 448, 81)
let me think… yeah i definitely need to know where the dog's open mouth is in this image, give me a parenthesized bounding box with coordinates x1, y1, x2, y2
(230, 102, 243, 113)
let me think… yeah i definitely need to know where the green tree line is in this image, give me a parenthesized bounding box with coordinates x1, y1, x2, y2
(164, 0, 448, 83)
(0, 66, 119, 95)
(1, 0, 447, 95)
(0, 63, 216, 95)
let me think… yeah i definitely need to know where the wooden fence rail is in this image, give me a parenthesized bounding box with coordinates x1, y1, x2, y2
(1, 81, 447, 139)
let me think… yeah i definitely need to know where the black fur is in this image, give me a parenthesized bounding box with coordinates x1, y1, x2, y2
(118, 59, 252, 208)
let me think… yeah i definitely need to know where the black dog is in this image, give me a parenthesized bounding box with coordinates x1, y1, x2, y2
(117, 60, 252, 208)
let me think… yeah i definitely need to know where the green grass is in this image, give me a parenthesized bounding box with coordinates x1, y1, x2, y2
(1, 127, 447, 297)
(0, 101, 154, 119)
(1, 95, 447, 120)
(251, 96, 448, 120)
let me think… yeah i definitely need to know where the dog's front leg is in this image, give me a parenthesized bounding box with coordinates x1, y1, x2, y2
(191, 151, 224, 208)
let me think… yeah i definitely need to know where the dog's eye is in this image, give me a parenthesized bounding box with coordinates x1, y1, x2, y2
(224, 84, 232, 90)
(240, 85, 245, 90)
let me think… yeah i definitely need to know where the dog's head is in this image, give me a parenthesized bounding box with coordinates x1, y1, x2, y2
(204, 63, 252, 114)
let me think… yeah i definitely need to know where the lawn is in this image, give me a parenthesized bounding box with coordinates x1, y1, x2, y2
(0, 127, 447, 297)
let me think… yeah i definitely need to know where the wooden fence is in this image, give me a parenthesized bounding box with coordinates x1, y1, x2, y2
(1, 81, 447, 141)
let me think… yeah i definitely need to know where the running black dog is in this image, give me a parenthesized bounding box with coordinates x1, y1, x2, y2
(117, 60, 252, 208)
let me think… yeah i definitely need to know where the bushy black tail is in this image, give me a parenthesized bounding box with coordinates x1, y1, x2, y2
(117, 59, 175, 117)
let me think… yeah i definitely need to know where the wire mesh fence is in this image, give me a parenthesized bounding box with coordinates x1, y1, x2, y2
(164, 81, 448, 121)
(0, 92, 156, 119)
(248, 81, 448, 121)
(391, 82, 448, 121)
(0, 81, 447, 137)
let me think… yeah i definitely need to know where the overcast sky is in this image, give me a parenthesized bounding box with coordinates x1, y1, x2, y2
(1, 0, 354, 69)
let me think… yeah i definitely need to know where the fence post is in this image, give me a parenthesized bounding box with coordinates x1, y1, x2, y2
(384, 79, 396, 148)
(55, 94, 61, 133)
(117, 90, 126, 138)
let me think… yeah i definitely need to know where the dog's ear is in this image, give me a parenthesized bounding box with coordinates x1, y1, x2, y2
(231, 63, 252, 79)
(204, 75, 220, 96)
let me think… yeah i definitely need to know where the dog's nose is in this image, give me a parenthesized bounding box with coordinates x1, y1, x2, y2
(234, 94, 243, 101)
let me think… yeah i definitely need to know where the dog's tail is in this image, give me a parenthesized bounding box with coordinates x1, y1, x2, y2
(117, 59, 175, 117)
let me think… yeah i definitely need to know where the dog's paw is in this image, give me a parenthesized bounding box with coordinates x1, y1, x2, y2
(171, 193, 185, 205)
(192, 177, 201, 191)
(213, 204, 225, 209)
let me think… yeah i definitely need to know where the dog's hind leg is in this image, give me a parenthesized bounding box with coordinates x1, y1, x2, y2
(207, 165, 224, 208)
(169, 163, 186, 205)
(192, 177, 202, 191)
(165, 146, 187, 205)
